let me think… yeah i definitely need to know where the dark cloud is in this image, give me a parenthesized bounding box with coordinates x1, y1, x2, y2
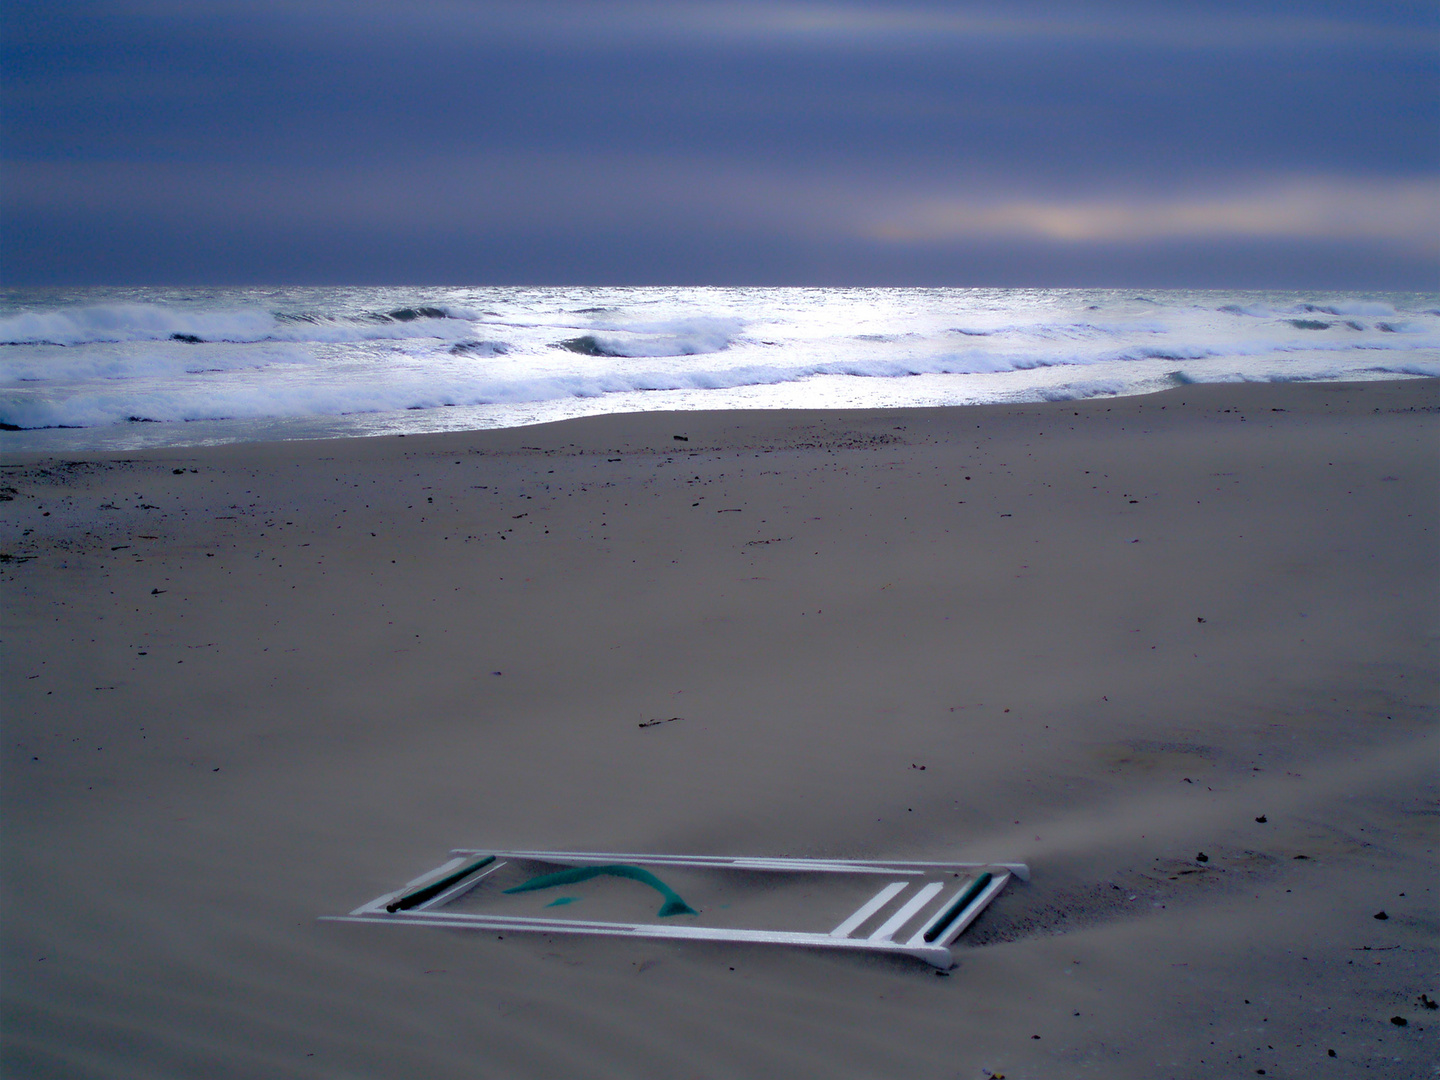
(3, 0, 1436, 285)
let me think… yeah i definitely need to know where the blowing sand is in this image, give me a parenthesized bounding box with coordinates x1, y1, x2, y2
(2, 379, 1437, 1078)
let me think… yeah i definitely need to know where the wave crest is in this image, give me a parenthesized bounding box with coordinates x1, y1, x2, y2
(554, 316, 742, 357)
(0, 302, 478, 346)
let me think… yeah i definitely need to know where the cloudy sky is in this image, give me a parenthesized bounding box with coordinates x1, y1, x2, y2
(4, 0, 1437, 286)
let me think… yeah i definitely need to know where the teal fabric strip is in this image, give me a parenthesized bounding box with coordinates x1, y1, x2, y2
(505, 864, 697, 917)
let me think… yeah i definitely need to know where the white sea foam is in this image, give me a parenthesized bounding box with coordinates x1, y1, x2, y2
(1036, 379, 1132, 401)
(0, 342, 314, 386)
(1, 287, 1434, 446)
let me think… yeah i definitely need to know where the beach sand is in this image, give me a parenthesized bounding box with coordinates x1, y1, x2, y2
(2, 379, 1436, 1078)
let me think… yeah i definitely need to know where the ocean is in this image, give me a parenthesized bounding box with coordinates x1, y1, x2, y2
(2, 286, 1436, 452)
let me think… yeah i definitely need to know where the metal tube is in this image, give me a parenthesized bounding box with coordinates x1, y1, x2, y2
(922, 872, 992, 942)
(386, 855, 496, 913)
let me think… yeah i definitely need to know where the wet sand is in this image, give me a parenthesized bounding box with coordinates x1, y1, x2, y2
(2, 379, 1437, 1078)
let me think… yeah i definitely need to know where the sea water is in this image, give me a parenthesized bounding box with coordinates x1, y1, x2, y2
(1, 286, 1436, 452)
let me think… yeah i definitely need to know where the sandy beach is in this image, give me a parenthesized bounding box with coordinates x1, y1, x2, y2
(2, 378, 1436, 1078)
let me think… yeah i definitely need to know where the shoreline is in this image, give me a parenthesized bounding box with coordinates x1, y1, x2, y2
(3, 373, 1436, 465)
(3, 377, 1436, 1078)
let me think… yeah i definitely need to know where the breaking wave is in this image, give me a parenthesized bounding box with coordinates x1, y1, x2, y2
(0, 302, 477, 347)
(554, 316, 742, 357)
(0, 287, 1434, 441)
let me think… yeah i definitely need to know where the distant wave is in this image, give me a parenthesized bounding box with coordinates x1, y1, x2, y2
(0, 302, 477, 347)
(554, 316, 742, 357)
(448, 340, 511, 356)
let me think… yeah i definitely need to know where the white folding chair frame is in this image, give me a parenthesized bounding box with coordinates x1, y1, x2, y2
(324, 849, 1028, 969)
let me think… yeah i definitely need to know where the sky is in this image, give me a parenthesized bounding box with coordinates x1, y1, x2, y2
(3, 0, 1437, 287)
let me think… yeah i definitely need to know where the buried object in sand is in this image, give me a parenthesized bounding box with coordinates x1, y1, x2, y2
(326, 848, 1028, 969)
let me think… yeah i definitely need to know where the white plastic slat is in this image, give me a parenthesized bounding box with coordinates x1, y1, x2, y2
(323, 912, 957, 967)
(867, 882, 945, 942)
(348, 856, 470, 916)
(731, 859, 919, 875)
(415, 860, 507, 911)
(449, 850, 1028, 879)
(920, 872, 1010, 947)
(908, 874, 986, 946)
(829, 882, 909, 938)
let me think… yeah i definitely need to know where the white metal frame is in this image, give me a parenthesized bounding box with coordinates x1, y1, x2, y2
(325, 849, 1027, 969)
